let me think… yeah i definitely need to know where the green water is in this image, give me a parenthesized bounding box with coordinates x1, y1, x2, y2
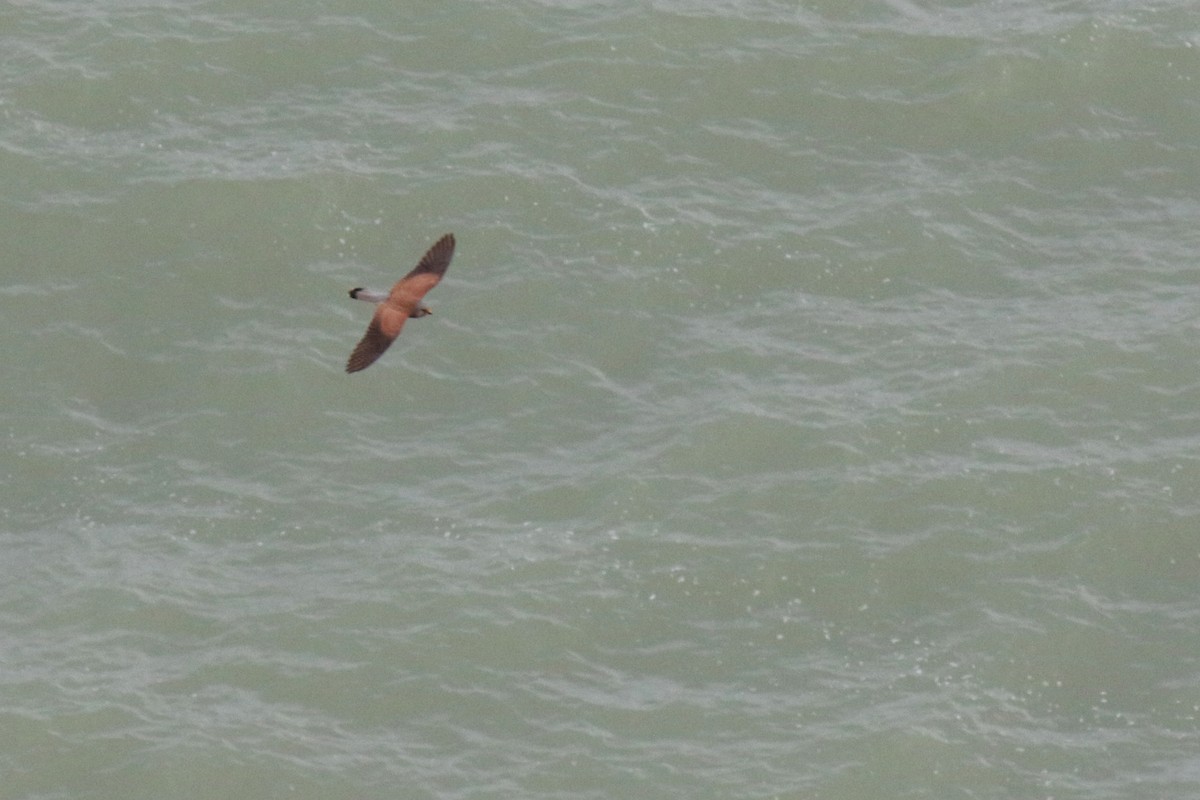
(3, 2, 1200, 798)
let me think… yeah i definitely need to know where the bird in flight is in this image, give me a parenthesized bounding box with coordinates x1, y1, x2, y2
(345, 233, 455, 373)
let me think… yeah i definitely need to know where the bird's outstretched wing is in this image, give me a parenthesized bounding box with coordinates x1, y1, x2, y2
(388, 233, 455, 311)
(346, 306, 408, 373)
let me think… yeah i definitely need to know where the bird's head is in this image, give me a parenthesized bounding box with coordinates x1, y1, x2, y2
(411, 306, 432, 318)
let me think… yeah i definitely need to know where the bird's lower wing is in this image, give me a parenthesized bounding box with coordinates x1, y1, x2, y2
(346, 313, 405, 373)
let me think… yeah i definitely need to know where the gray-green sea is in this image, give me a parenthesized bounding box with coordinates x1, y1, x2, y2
(4, 2, 1200, 798)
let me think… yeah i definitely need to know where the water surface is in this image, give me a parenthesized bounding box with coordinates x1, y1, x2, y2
(3, 1, 1200, 798)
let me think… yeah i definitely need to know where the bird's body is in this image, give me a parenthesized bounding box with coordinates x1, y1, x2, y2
(345, 233, 455, 373)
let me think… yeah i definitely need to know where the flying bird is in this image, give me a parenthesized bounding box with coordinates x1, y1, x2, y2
(345, 233, 455, 373)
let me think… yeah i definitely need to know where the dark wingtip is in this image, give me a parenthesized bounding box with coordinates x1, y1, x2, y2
(349, 287, 363, 299)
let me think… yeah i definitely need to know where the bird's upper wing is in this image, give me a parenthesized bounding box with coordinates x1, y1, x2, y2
(388, 233, 455, 310)
(345, 305, 408, 373)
